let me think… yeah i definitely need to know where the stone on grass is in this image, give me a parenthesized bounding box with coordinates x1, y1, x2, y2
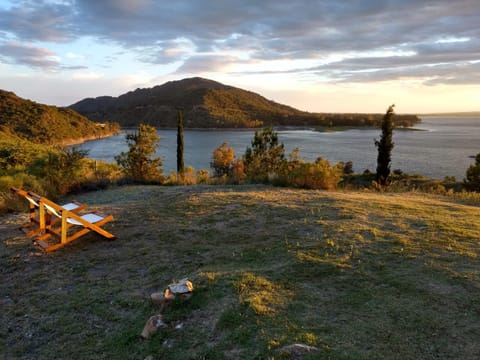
(140, 314, 167, 339)
(279, 343, 319, 359)
(167, 278, 193, 294)
(150, 291, 176, 310)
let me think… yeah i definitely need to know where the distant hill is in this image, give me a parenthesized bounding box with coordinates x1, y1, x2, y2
(0, 90, 120, 145)
(69, 77, 420, 128)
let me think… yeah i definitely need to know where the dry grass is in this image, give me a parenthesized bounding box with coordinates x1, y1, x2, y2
(1, 185, 479, 359)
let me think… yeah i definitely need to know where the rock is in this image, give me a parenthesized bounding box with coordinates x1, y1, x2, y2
(167, 278, 193, 294)
(140, 314, 167, 339)
(163, 339, 174, 348)
(150, 291, 175, 310)
(278, 343, 319, 359)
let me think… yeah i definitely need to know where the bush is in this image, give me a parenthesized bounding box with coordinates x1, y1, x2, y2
(343, 161, 354, 175)
(231, 160, 247, 185)
(244, 127, 285, 183)
(182, 166, 197, 185)
(0, 173, 46, 214)
(464, 153, 480, 191)
(277, 158, 343, 190)
(211, 142, 235, 177)
(196, 169, 210, 184)
(115, 124, 165, 183)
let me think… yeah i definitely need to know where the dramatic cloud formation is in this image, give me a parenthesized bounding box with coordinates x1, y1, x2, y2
(0, 0, 479, 112)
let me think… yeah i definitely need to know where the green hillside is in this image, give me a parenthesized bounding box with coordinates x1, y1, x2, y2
(69, 77, 421, 128)
(0, 90, 120, 145)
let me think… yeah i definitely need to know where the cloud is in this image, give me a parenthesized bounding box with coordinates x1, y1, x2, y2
(176, 55, 240, 73)
(0, 41, 61, 69)
(0, 0, 75, 42)
(0, 41, 90, 71)
(139, 38, 196, 64)
(71, 71, 104, 80)
(66, 52, 85, 59)
(0, 0, 479, 85)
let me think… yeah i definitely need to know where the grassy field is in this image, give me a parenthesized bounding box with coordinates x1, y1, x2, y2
(1, 185, 479, 359)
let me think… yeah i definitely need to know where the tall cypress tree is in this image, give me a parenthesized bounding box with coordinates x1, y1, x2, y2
(375, 105, 395, 186)
(177, 109, 185, 176)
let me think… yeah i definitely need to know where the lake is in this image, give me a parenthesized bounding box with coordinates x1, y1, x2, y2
(76, 117, 480, 180)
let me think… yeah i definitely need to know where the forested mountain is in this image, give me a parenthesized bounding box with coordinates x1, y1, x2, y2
(69, 77, 420, 128)
(0, 90, 120, 145)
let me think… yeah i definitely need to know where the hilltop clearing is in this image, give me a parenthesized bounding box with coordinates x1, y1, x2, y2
(1, 185, 479, 359)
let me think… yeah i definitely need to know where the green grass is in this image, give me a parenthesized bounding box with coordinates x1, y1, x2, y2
(1, 185, 479, 359)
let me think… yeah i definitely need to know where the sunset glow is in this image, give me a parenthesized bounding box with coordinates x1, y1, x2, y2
(1, 0, 479, 113)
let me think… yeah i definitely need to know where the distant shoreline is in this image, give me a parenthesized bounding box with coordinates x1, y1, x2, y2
(118, 124, 423, 133)
(420, 112, 480, 117)
(62, 131, 120, 146)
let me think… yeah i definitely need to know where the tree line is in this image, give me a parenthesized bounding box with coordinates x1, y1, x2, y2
(114, 106, 480, 192)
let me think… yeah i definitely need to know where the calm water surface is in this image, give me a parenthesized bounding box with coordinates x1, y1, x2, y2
(77, 117, 480, 180)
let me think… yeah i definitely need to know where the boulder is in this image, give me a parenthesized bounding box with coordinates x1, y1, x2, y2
(278, 343, 319, 359)
(140, 314, 167, 339)
(150, 291, 176, 310)
(167, 278, 193, 294)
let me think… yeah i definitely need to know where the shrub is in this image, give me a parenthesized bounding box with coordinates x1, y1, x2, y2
(183, 166, 197, 185)
(211, 142, 235, 177)
(27, 147, 89, 196)
(231, 160, 247, 184)
(165, 171, 178, 185)
(343, 161, 354, 175)
(277, 158, 343, 190)
(196, 169, 210, 184)
(115, 124, 165, 183)
(0, 173, 46, 213)
(244, 127, 285, 183)
(464, 153, 480, 191)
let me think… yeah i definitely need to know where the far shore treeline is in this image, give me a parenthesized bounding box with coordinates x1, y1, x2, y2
(1, 77, 479, 215)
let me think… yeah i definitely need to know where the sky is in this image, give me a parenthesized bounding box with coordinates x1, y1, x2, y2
(0, 0, 479, 114)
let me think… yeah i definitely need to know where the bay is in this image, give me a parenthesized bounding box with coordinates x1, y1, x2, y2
(76, 117, 480, 180)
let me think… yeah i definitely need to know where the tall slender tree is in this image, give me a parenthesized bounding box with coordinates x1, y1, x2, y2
(375, 105, 395, 186)
(177, 109, 185, 176)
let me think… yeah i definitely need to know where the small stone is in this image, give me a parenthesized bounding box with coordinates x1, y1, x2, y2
(151, 292, 175, 304)
(163, 339, 174, 348)
(279, 343, 319, 359)
(151, 291, 175, 311)
(167, 278, 193, 294)
(140, 314, 167, 339)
